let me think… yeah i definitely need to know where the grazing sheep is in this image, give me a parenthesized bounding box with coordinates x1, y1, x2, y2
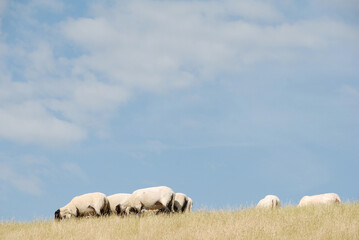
(174, 193, 193, 213)
(124, 186, 175, 215)
(54, 192, 110, 220)
(107, 193, 131, 216)
(298, 193, 341, 207)
(256, 195, 281, 208)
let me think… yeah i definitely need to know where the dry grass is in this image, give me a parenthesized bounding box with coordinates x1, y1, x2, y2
(1, 203, 359, 240)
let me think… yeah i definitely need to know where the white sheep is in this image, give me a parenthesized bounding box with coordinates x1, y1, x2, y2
(54, 192, 110, 220)
(256, 195, 281, 208)
(107, 193, 131, 216)
(124, 186, 175, 215)
(298, 193, 341, 207)
(174, 193, 193, 213)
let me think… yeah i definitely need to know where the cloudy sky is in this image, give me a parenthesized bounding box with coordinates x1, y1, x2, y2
(0, 0, 358, 220)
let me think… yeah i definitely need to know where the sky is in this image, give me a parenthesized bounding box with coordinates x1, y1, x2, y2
(0, 0, 358, 221)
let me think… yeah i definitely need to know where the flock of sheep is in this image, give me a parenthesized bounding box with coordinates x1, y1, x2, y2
(54, 186, 192, 220)
(54, 185, 341, 220)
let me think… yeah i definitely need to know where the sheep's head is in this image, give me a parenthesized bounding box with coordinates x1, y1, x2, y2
(54, 209, 61, 220)
(54, 208, 74, 220)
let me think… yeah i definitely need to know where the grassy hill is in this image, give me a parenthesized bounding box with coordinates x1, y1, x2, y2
(1, 203, 358, 240)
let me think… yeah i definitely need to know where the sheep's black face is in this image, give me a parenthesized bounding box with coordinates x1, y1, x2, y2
(129, 208, 139, 215)
(115, 205, 122, 215)
(54, 209, 61, 220)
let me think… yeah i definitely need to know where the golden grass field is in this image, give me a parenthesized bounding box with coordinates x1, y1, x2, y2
(1, 203, 358, 240)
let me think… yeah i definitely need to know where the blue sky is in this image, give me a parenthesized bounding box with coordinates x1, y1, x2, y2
(0, 0, 358, 221)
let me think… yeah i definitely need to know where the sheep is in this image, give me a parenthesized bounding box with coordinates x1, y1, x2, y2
(256, 195, 281, 208)
(54, 192, 110, 220)
(107, 193, 131, 216)
(123, 186, 175, 215)
(174, 193, 193, 213)
(298, 193, 341, 207)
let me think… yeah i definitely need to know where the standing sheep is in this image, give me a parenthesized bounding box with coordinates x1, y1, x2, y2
(54, 192, 110, 220)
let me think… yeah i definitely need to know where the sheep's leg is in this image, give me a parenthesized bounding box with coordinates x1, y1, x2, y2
(158, 202, 170, 214)
(137, 204, 143, 217)
(160, 195, 174, 214)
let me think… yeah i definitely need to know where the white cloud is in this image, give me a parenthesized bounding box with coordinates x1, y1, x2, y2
(311, 0, 359, 11)
(0, 40, 129, 145)
(0, 0, 358, 146)
(0, 161, 43, 196)
(62, 1, 359, 80)
(0, 154, 89, 196)
(0, 0, 7, 18)
(340, 85, 359, 97)
(145, 140, 168, 154)
(62, 162, 88, 181)
(20, 155, 48, 165)
(31, 0, 64, 13)
(27, 42, 56, 77)
(62, 17, 120, 50)
(44, 80, 130, 125)
(0, 102, 86, 146)
(7, 0, 64, 19)
(223, 0, 283, 22)
(0, 0, 8, 78)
